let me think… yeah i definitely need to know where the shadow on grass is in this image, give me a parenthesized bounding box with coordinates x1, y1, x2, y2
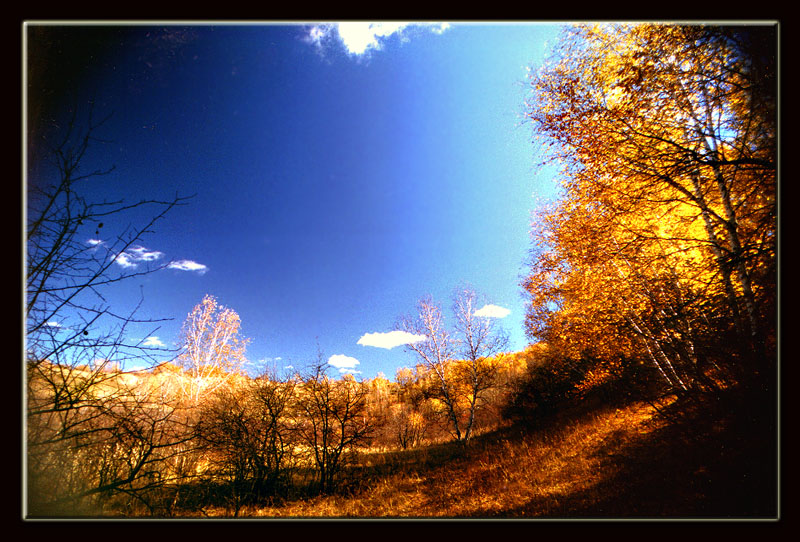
(497, 385, 778, 519)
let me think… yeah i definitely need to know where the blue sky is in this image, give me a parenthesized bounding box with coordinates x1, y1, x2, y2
(27, 22, 564, 380)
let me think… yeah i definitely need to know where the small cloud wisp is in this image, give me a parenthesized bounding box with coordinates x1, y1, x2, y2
(142, 336, 166, 348)
(168, 260, 208, 274)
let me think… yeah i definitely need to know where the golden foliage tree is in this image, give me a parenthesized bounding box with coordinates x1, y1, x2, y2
(523, 23, 776, 395)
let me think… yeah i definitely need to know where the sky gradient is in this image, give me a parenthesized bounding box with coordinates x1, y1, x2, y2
(26, 22, 564, 380)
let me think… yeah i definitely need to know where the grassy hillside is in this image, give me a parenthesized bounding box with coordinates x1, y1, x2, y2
(191, 384, 777, 519)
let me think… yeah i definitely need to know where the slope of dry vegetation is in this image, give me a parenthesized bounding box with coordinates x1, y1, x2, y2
(195, 383, 777, 519)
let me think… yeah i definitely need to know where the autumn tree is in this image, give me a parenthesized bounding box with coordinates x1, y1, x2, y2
(399, 287, 508, 443)
(377, 367, 432, 449)
(294, 358, 374, 494)
(176, 295, 249, 404)
(385, 402, 428, 450)
(523, 23, 776, 396)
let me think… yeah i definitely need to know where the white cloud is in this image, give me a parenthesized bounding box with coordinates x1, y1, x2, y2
(328, 354, 360, 374)
(337, 22, 409, 55)
(307, 22, 451, 56)
(45, 321, 62, 328)
(127, 246, 163, 261)
(357, 330, 427, 349)
(474, 304, 511, 318)
(95, 241, 205, 276)
(168, 259, 208, 274)
(114, 252, 136, 268)
(113, 245, 164, 269)
(142, 336, 165, 348)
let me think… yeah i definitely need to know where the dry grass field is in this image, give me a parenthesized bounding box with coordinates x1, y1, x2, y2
(187, 386, 777, 519)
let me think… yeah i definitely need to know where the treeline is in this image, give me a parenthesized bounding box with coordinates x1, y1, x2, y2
(27, 354, 375, 516)
(26, 324, 533, 517)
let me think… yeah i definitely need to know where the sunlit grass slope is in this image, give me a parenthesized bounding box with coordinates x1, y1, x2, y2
(197, 387, 776, 518)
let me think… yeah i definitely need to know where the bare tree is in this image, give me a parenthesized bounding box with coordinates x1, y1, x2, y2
(25, 107, 193, 516)
(195, 369, 296, 515)
(451, 286, 509, 440)
(399, 287, 508, 444)
(26, 106, 190, 366)
(294, 357, 373, 494)
(399, 296, 464, 441)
